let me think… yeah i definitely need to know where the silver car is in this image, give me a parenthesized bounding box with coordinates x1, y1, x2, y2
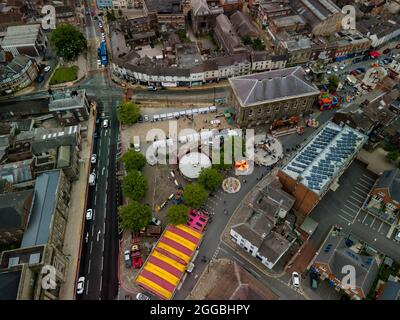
(77, 277, 85, 295)
(136, 292, 150, 300)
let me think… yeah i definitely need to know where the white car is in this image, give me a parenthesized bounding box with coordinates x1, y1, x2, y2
(339, 65, 345, 70)
(143, 115, 149, 122)
(91, 154, 97, 164)
(44, 65, 51, 72)
(86, 209, 93, 220)
(151, 217, 161, 226)
(97, 59, 102, 66)
(89, 173, 96, 186)
(333, 66, 339, 72)
(76, 277, 85, 295)
(136, 292, 150, 300)
(326, 70, 332, 74)
(103, 119, 109, 128)
(292, 272, 300, 288)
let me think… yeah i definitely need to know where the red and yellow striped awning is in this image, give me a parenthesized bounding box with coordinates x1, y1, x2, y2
(135, 224, 202, 300)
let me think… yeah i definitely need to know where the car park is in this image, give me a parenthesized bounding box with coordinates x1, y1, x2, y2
(76, 277, 85, 295)
(292, 272, 300, 288)
(136, 293, 150, 300)
(91, 154, 97, 164)
(86, 209, 93, 220)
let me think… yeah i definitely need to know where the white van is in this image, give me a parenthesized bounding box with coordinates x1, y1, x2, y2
(130, 136, 140, 152)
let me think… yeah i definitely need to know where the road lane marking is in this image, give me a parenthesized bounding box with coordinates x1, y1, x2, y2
(350, 196, 363, 204)
(358, 179, 373, 188)
(101, 256, 104, 271)
(102, 167, 105, 176)
(362, 174, 375, 182)
(103, 221, 105, 234)
(86, 279, 90, 295)
(354, 185, 369, 193)
(378, 222, 384, 233)
(340, 209, 354, 218)
(370, 216, 376, 228)
(343, 204, 358, 213)
(91, 225, 94, 236)
(338, 214, 352, 223)
(346, 200, 360, 208)
(356, 181, 372, 190)
(90, 241, 93, 254)
(99, 277, 102, 293)
(97, 230, 101, 241)
(352, 190, 366, 199)
(88, 260, 91, 273)
(102, 238, 105, 252)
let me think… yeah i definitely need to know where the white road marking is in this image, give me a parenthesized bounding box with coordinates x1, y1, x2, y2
(354, 185, 369, 194)
(338, 214, 352, 223)
(91, 225, 94, 236)
(378, 222, 384, 233)
(90, 241, 93, 254)
(102, 238, 105, 252)
(102, 167, 105, 176)
(351, 190, 366, 199)
(99, 277, 102, 293)
(350, 196, 363, 204)
(340, 209, 354, 218)
(343, 204, 358, 213)
(88, 260, 91, 273)
(370, 216, 376, 228)
(101, 256, 104, 271)
(346, 200, 360, 208)
(97, 230, 101, 241)
(362, 212, 369, 224)
(355, 182, 371, 190)
(362, 174, 375, 182)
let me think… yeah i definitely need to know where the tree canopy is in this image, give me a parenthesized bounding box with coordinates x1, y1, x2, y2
(121, 150, 146, 172)
(328, 75, 340, 93)
(122, 170, 147, 201)
(50, 24, 87, 61)
(119, 201, 152, 232)
(167, 205, 189, 225)
(183, 183, 208, 209)
(198, 168, 223, 191)
(117, 101, 141, 125)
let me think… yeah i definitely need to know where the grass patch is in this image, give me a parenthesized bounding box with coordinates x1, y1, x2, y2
(49, 66, 79, 85)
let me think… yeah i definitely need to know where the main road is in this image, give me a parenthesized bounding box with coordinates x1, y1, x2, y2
(76, 0, 121, 300)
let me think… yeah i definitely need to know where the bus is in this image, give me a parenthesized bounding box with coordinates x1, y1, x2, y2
(99, 41, 107, 66)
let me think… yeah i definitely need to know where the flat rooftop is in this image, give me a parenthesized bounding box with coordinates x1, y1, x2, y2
(282, 122, 367, 195)
(1, 24, 41, 47)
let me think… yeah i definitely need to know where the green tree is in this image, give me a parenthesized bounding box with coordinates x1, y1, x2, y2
(328, 75, 340, 93)
(119, 201, 152, 231)
(50, 24, 87, 61)
(252, 38, 265, 51)
(167, 205, 189, 225)
(122, 170, 147, 200)
(198, 168, 223, 191)
(242, 35, 252, 46)
(121, 149, 146, 172)
(183, 183, 208, 209)
(386, 150, 400, 162)
(117, 101, 140, 125)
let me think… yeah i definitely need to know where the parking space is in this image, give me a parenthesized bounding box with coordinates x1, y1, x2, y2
(310, 160, 400, 262)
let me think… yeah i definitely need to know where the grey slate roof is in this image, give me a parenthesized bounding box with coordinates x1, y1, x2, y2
(374, 169, 400, 202)
(0, 189, 33, 229)
(380, 279, 400, 300)
(257, 232, 291, 263)
(191, 0, 210, 16)
(229, 66, 319, 107)
(314, 233, 379, 296)
(20, 170, 60, 248)
(144, 0, 181, 13)
(0, 270, 21, 300)
(230, 11, 257, 38)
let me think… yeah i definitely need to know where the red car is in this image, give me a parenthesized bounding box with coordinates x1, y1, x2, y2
(131, 244, 143, 269)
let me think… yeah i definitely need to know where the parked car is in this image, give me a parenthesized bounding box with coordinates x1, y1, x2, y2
(136, 292, 150, 300)
(310, 272, 319, 289)
(89, 173, 96, 186)
(383, 48, 391, 54)
(143, 115, 149, 122)
(292, 272, 300, 288)
(91, 154, 97, 164)
(138, 115, 143, 123)
(123, 250, 131, 268)
(76, 277, 85, 295)
(151, 217, 161, 226)
(44, 65, 51, 72)
(86, 209, 93, 220)
(103, 119, 109, 128)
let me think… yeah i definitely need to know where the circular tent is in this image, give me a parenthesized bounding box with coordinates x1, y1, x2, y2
(179, 152, 212, 180)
